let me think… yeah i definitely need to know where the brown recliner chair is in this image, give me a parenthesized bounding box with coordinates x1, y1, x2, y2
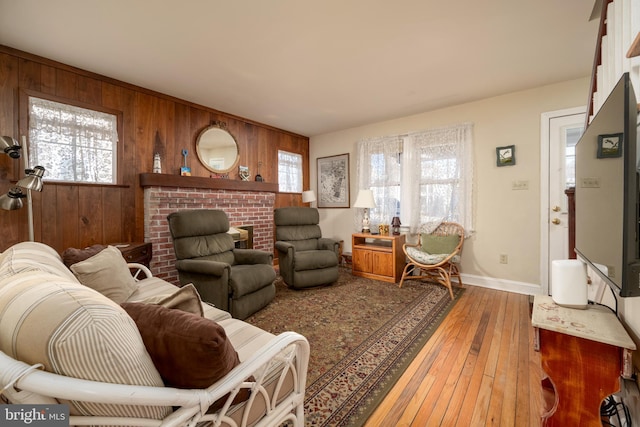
(274, 207, 340, 289)
(167, 209, 276, 319)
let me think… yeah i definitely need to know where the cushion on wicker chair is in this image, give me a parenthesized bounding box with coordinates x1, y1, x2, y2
(0, 241, 77, 282)
(121, 301, 251, 412)
(138, 283, 204, 317)
(421, 234, 460, 254)
(405, 246, 461, 265)
(70, 246, 137, 304)
(0, 269, 169, 420)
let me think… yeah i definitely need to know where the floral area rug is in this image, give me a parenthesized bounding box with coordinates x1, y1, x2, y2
(245, 268, 463, 426)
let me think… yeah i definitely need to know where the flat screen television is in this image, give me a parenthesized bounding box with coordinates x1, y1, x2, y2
(575, 72, 640, 297)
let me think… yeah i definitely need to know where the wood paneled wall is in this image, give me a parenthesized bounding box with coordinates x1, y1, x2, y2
(0, 45, 309, 253)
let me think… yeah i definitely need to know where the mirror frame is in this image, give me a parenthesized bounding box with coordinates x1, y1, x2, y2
(195, 121, 240, 174)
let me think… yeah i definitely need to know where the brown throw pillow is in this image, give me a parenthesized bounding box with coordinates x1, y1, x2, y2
(62, 244, 108, 267)
(139, 283, 204, 317)
(121, 302, 250, 412)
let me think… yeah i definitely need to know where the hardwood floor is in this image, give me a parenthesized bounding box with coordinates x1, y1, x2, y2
(364, 285, 543, 427)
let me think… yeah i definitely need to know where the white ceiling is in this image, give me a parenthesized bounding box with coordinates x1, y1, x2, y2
(0, 0, 599, 136)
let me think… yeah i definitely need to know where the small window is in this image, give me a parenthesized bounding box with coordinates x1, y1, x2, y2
(278, 150, 303, 193)
(564, 126, 583, 188)
(28, 96, 118, 184)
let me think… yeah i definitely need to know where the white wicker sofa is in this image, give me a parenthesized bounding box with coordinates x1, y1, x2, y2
(0, 242, 309, 427)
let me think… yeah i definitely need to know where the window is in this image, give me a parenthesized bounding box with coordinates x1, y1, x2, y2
(369, 152, 402, 223)
(413, 140, 463, 224)
(28, 97, 118, 184)
(356, 123, 473, 234)
(278, 150, 303, 193)
(564, 126, 583, 188)
(355, 136, 403, 227)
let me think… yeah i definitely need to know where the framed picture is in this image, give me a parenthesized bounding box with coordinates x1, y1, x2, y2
(496, 145, 516, 167)
(597, 133, 623, 158)
(317, 153, 350, 208)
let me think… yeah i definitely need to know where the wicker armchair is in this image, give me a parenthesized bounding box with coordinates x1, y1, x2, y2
(399, 222, 465, 299)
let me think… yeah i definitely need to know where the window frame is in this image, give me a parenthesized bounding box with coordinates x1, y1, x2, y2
(20, 90, 124, 186)
(277, 149, 304, 194)
(357, 125, 473, 234)
(368, 151, 402, 226)
(415, 144, 463, 225)
(368, 142, 466, 228)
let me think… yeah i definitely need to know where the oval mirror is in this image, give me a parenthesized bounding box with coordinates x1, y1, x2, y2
(195, 123, 240, 173)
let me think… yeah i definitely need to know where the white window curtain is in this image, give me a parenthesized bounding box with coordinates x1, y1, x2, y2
(355, 135, 403, 231)
(278, 150, 303, 193)
(407, 123, 474, 234)
(29, 97, 118, 183)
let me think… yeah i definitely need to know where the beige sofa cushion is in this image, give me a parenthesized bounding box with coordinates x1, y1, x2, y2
(137, 283, 204, 317)
(70, 245, 137, 303)
(219, 319, 297, 426)
(0, 269, 170, 420)
(0, 241, 76, 282)
(128, 277, 232, 323)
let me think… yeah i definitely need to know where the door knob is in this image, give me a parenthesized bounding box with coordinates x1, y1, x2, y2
(552, 218, 561, 225)
(552, 206, 561, 212)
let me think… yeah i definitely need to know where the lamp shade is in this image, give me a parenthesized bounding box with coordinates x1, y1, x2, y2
(353, 189, 376, 208)
(0, 136, 21, 159)
(302, 190, 316, 203)
(0, 187, 25, 210)
(17, 166, 45, 191)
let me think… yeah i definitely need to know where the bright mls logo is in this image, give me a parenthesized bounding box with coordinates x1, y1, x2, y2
(2, 405, 68, 426)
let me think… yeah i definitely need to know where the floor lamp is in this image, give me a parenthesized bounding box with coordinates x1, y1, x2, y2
(0, 136, 46, 241)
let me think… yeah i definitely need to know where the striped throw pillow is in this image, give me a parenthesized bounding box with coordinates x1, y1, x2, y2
(0, 270, 170, 420)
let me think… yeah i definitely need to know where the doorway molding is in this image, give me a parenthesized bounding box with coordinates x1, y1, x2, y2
(539, 106, 585, 296)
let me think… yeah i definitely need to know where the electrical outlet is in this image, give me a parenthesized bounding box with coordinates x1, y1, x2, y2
(500, 254, 508, 264)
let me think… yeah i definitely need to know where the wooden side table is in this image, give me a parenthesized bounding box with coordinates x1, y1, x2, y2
(532, 295, 636, 426)
(351, 233, 406, 283)
(112, 242, 152, 267)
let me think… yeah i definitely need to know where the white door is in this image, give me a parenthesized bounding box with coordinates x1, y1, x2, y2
(540, 108, 585, 295)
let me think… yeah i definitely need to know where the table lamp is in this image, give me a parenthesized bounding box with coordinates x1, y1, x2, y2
(354, 189, 376, 233)
(302, 190, 316, 206)
(391, 216, 401, 235)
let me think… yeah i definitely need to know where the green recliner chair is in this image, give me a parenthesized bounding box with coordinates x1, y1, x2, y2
(274, 207, 340, 289)
(167, 209, 276, 319)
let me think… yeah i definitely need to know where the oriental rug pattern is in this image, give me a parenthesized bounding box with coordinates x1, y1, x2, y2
(245, 268, 463, 427)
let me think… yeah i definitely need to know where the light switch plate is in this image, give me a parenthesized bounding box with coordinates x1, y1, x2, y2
(581, 177, 600, 188)
(512, 180, 529, 190)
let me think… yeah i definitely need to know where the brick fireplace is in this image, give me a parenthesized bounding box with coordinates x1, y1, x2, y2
(141, 174, 277, 285)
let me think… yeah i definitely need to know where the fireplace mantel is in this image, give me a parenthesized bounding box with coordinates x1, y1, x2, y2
(142, 175, 277, 284)
(140, 173, 278, 192)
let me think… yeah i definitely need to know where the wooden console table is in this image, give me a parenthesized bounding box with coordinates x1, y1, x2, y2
(532, 295, 635, 426)
(352, 233, 406, 283)
(112, 242, 152, 267)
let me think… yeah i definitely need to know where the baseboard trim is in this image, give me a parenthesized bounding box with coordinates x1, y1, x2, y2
(460, 273, 542, 296)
